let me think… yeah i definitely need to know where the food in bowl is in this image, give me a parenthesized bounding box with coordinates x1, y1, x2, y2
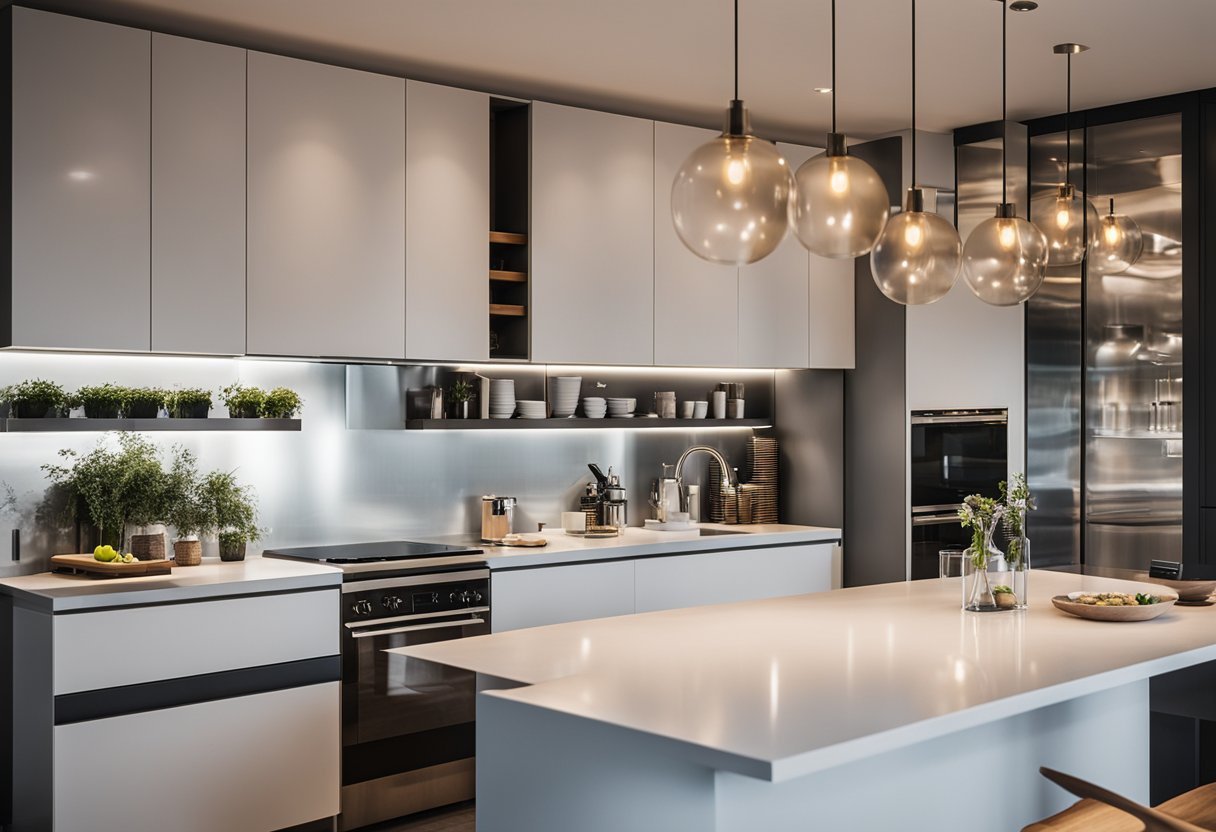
(1069, 592, 1160, 607)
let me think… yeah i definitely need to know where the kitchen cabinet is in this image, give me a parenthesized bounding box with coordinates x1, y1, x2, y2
(8, 8, 151, 351)
(151, 34, 246, 355)
(405, 81, 490, 362)
(634, 543, 834, 613)
(808, 254, 856, 369)
(531, 102, 655, 365)
(247, 52, 405, 359)
(492, 560, 635, 632)
(653, 121, 739, 367)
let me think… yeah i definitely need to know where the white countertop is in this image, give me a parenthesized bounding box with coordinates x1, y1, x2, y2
(396, 570, 1216, 782)
(0, 555, 342, 612)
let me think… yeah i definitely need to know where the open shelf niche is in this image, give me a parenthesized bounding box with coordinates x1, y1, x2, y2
(489, 99, 530, 360)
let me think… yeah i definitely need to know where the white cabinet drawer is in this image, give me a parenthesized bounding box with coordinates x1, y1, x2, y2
(54, 682, 339, 832)
(492, 561, 635, 633)
(53, 589, 338, 695)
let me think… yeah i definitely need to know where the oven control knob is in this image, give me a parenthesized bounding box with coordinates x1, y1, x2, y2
(467, 590, 484, 605)
(382, 595, 403, 611)
(352, 599, 373, 616)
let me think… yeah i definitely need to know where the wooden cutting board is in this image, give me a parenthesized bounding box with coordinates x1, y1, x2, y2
(50, 554, 173, 578)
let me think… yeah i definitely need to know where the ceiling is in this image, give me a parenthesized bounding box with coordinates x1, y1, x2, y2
(29, 0, 1216, 144)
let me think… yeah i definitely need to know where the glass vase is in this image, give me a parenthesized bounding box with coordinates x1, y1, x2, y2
(964, 536, 1029, 612)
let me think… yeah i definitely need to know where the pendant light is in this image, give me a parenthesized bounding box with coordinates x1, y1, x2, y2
(962, 0, 1048, 307)
(671, 0, 794, 266)
(790, 0, 889, 259)
(869, 0, 961, 305)
(1030, 43, 1099, 266)
(1090, 197, 1144, 275)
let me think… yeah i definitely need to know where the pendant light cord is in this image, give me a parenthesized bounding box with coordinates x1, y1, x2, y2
(734, 0, 739, 100)
(1001, 0, 1007, 205)
(911, 0, 917, 186)
(1065, 50, 1072, 186)
(831, 0, 837, 133)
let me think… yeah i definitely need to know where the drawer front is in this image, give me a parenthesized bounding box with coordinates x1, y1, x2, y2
(492, 561, 635, 632)
(53, 589, 338, 695)
(54, 682, 339, 832)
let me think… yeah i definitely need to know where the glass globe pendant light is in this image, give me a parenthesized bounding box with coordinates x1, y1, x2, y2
(790, 0, 889, 259)
(962, 0, 1048, 306)
(870, 0, 961, 305)
(670, 0, 794, 266)
(1029, 43, 1098, 266)
(1090, 197, 1144, 275)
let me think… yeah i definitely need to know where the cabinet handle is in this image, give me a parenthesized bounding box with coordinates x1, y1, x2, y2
(349, 617, 486, 638)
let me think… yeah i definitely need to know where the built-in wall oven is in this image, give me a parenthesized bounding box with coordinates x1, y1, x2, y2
(910, 409, 1008, 580)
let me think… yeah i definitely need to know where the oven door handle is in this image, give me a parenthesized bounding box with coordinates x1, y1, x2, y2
(912, 512, 963, 526)
(349, 617, 487, 639)
(911, 414, 1007, 425)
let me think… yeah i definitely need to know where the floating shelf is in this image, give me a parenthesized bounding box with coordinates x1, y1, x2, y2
(1092, 429, 1182, 440)
(490, 304, 527, 317)
(0, 418, 302, 433)
(489, 231, 528, 245)
(489, 270, 528, 283)
(404, 418, 771, 431)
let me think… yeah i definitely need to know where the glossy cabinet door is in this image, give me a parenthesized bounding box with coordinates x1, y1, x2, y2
(653, 121, 739, 367)
(491, 561, 636, 632)
(808, 252, 856, 369)
(151, 34, 247, 355)
(247, 52, 405, 359)
(405, 81, 490, 362)
(737, 143, 813, 369)
(10, 8, 151, 351)
(531, 102, 654, 365)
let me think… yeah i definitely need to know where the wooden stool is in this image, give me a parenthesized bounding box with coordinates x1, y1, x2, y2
(1023, 767, 1216, 832)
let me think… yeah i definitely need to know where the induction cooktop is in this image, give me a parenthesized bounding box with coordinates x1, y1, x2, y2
(262, 540, 483, 564)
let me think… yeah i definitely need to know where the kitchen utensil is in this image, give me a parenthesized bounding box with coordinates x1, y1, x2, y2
(499, 534, 548, 548)
(1131, 574, 1216, 602)
(679, 401, 695, 419)
(1051, 592, 1177, 622)
(515, 400, 548, 419)
(582, 397, 607, 419)
(693, 401, 708, 419)
(711, 391, 727, 419)
(655, 391, 676, 419)
(489, 378, 516, 419)
(50, 554, 173, 578)
(550, 376, 582, 418)
(480, 495, 516, 543)
(727, 398, 745, 419)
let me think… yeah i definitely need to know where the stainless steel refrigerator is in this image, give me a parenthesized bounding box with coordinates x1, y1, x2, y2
(1023, 112, 1184, 569)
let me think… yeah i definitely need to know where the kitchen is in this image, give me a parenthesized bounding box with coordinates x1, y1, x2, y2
(0, 1, 1214, 830)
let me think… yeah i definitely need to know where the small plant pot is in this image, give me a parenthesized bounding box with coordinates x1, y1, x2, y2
(125, 402, 160, 419)
(11, 399, 55, 418)
(173, 538, 202, 566)
(453, 400, 471, 419)
(218, 540, 247, 562)
(171, 402, 211, 419)
(83, 403, 120, 419)
(229, 405, 261, 419)
(130, 531, 167, 561)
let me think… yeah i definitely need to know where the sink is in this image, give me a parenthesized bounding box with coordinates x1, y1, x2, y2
(697, 527, 748, 536)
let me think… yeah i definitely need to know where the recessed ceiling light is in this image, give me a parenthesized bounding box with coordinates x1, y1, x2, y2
(1010, 0, 1038, 11)
(812, 87, 832, 94)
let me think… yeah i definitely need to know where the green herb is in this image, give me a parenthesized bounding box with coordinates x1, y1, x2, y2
(161, 447, 206, 537)
(75, 384, 126, 418)
(1, 378, 69, 418)
(122, 387, 168, 418)
(198, 470, 261, 544)
(1135, 593, 1159, 606)
(450, 377, 475, 404)
(993, 585, 1013, 595)
(165, 388, 212, 418)
(1000, 473, 1036, 565)
(260, 387, 302, 419)
(220, 384, 266, 418)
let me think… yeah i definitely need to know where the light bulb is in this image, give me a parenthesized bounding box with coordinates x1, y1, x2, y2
(1055, 202, 1071, 230)
(1031, 184, 1099, 266)
(870, 189, 962, 306)
(1103, 221, 1121, 247)
(1089, 200, 1144, 276)
(963, 204, 1049, 306)
(790, 134, 890, 259)
(671, 102, 794, 265)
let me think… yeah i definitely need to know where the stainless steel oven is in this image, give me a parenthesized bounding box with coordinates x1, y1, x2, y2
(338, 569, 489, 831)
(910, 409, 1008, 580)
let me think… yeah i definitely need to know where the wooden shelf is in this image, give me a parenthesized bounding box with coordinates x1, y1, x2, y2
(489, 270, 528, 283)
(490, 304, 527, 317)
(489, 231, 528, 245)
(0, 417, 302, 433)
(405, 417, 771, 431)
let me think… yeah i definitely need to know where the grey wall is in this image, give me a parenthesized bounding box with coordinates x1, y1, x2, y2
(775, 369, 843, 531)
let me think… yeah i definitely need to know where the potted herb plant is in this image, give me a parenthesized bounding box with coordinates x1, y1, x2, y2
(123, 386, 167, 419)
(75, 383, 126, 419)
(450, 377, 475, 419)
(260, 387, 302, 419)
(199, 470, 260, 561)
(115, 434, 172, 560)
(166, 388, 213, 419)
(220, 383, 265, 419)
(2, 378, 68, 418)
(163, 448, 206, 566)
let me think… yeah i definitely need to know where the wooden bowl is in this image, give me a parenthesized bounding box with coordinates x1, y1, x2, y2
(1052, 593, 1178, 622)
(1131, 574, 1216, 602)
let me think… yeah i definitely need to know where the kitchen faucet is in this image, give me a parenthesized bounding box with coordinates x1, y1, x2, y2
(674, 445, 737, 492)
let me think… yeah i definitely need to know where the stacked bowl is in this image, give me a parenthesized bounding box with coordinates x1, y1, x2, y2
(582, 397, 607, 419)
(607, 397, 636, 418)
(489, 379, 516, 419)
(515, 400, 548, 419)
(550, 376, 582, 418)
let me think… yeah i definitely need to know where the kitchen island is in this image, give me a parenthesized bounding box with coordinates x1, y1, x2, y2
(396, 570, 1216, 831)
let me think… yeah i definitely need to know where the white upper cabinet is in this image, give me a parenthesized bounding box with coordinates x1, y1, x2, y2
(10, 9, 151, 351)
(405, 81, 490, 362)
(531, 102, 654, 365)
(808, 251, 856, 369)
(151, 34, 246, 355)
(653, 122, 739, 367)
(737, 143, 813, 369)
(246, 52, 405, 359)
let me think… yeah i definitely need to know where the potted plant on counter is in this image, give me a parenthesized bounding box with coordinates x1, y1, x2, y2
(166, 387, 213, 419)
(123, 386, 167, 419)
(116, 435, 172, 560)
(75, 383, 125, 419)
(163, 449, 206, 566)
(199, 469, 260, 561)
(260, 387, 302, 419)
(220, 383, 265, 419)
(2, 378, 68, 418)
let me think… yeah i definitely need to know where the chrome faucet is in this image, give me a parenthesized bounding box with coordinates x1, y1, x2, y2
(674, 445, 737, 492)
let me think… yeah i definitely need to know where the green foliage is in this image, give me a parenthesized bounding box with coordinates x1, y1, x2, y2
(1, 378, 68, 417)
(199, 470, 261, 543)
(122, 386, 168, 417)
(220, 384, 266, 418)
(75, 384, 126, 418)
(449, 377, 475, 404)
(992, 585, 1013, 595)
(161, 447, 207, 537)
(260, 387, 302, 419)
(165, 388, 212, 418)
